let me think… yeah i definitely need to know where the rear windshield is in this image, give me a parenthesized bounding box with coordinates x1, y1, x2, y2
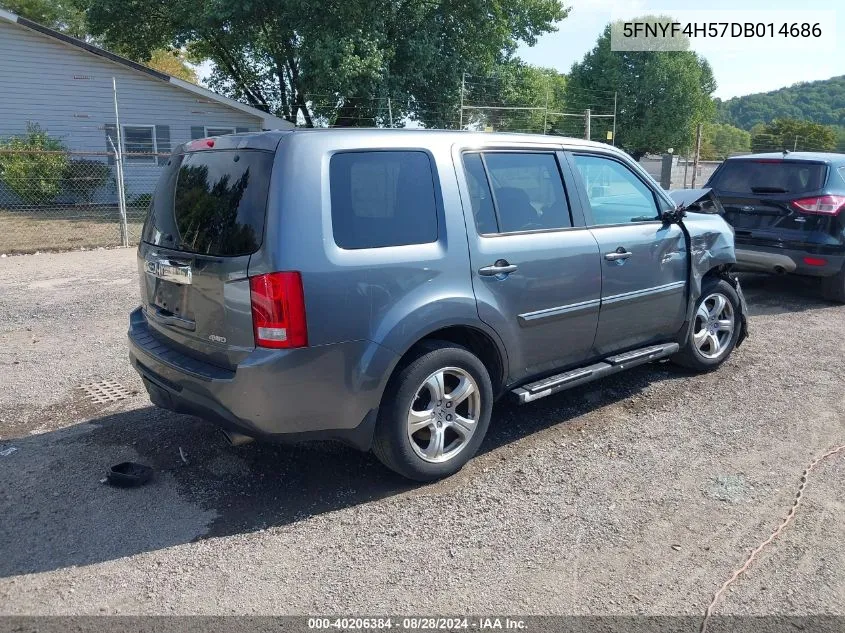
(142, 149, 273, 256)
(710, 160, 827, 195)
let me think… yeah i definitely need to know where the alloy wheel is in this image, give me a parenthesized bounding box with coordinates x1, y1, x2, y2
(693, 292, 735, 359)
(407, 367, 482, 463)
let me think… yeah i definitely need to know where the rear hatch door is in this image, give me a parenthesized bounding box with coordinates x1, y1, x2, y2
(708, 158, 830, 246)
(138, 143, 275, 369)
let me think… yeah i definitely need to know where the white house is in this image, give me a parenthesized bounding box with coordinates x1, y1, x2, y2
(0, 9, 292, 206)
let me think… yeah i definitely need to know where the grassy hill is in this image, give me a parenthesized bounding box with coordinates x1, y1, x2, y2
(716, 76, 845, 130)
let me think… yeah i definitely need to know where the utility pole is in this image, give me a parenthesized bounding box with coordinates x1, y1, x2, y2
(611, 91, 617, 146)
(459, 72, 466, 130)
(793, 136, 799, 151)
(111, 77, 128, 247)
(387, 97, 393, 128)
(543, 81, 549, 135)
(584, 109, 591, 141)
(691, 123, 703, 188)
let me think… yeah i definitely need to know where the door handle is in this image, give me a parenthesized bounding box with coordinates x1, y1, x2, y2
(479, 260, 518, 277)
(604, 248, 632, 262)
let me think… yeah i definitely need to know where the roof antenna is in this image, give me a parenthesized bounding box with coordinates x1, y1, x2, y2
(782, 148, 790, 156)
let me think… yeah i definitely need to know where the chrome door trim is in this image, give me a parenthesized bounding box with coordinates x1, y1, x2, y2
(518, 298, 601, 326)
(601, 280, 686, 306)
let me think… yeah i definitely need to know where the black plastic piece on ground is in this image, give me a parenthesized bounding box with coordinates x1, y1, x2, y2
(107, 462, 153, 488)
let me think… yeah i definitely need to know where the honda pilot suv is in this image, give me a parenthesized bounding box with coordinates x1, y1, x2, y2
(129, 129, 747, 481)
(705, 152, 845, 302)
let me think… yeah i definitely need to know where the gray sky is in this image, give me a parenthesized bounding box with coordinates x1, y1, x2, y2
(517, 0, 844, 99)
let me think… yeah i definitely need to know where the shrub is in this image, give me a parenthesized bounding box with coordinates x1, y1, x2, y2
(0, 123, 69, 205)
(62, 159, 112, 205)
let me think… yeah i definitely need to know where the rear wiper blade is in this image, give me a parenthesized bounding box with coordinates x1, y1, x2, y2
(750, 186, 789, 193)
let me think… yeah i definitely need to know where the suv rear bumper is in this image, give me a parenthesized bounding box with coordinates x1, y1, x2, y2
(127, 307, 388, 450)
(734, 245, 844, 277)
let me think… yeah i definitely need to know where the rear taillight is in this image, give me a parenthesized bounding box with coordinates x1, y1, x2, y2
(791, 195, 845, 215)
(803, 257, 828, 267)
(249, 272, 307, 349)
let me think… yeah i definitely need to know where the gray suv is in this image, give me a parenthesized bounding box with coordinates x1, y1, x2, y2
(129, 129, 748, 481)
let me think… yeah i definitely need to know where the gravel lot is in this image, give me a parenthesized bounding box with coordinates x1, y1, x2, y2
(0, 248, 843, 617)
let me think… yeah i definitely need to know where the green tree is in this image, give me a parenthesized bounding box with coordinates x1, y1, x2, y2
(717, 76, 845, 130)
(463, 63, 567, 134)
(750, 118, 837, 153)
(700, 122, 750, 160)
(0, 0, 88, 38)
(83, 0, 568, 127)
(566, 17, 716, 159)
(0, 123, 69, 205)
(147, 49, 198, 83)
(833, 126, 845, 153)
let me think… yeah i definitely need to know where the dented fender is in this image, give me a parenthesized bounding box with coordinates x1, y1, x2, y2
(676, 212, 749, 347)
(720, 272, 749, 348)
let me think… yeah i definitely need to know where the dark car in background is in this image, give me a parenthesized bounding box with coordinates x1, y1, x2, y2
(705, 152, 845, 302)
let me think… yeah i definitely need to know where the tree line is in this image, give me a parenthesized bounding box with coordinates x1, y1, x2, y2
(716, 76, 845, 155)
(1, 1, 841, 160)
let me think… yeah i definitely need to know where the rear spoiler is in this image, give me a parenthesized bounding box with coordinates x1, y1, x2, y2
(173, 130, 292, 155)
(667, 188, 725, 215)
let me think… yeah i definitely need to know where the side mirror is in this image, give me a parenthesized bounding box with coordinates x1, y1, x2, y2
(661, 207, 686, 224)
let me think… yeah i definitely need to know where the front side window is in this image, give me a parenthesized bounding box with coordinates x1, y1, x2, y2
(123, 125, 156, 163)
(462, 152, 572, 234)
(330, 151, 439, 249)
(572, 154, 659, 225)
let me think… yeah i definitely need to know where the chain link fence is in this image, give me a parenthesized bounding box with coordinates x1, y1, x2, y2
(0, 146, 165, 254)
(0, 70, 618, 254)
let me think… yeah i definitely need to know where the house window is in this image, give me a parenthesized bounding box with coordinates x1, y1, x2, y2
(205, 127, 235, 137)
(122, 125, 157, 163)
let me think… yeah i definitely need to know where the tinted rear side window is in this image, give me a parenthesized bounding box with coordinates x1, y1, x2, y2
(142, 149, 273, 256)
(710, 160, 827, 194)
(330, 151, 438, 249)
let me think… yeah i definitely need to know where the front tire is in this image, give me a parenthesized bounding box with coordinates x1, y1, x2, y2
(372, 341, 493, 482)
(672, 277, 742, 372)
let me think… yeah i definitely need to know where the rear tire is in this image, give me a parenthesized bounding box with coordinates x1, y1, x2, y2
(372, 340, 493, 482)
(672, 277, 742, 372)
(821, 265, 845, 303)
